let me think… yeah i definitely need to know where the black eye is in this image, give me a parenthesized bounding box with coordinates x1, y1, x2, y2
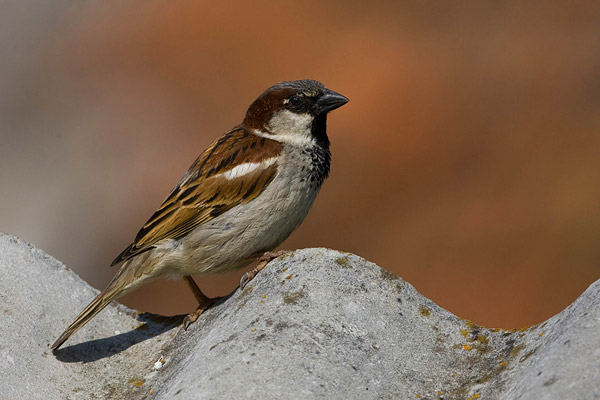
(288, 95, 304, 112)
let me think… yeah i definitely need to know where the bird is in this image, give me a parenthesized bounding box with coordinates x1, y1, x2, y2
(51, 79, 348, 351)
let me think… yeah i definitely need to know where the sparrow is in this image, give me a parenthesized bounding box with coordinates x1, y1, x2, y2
(51, 79, 348, 350)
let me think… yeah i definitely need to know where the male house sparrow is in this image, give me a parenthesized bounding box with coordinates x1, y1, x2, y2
(51, 79, 348, 350)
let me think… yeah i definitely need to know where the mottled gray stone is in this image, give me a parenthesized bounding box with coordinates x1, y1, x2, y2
(0, 233, 599, 399)
(0, 234, 179, 400)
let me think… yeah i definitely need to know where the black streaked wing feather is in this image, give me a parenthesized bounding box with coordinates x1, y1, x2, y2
(111, 129, 281, 266)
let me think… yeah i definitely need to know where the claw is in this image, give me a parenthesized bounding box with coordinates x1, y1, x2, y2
(182, 295, 220, 330)
(240, 270, 257, 290)
(183, 313, 197, 330)
(239, 250, 289, 289)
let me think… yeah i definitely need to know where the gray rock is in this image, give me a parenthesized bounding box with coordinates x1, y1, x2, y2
(0, 233, 599, 399)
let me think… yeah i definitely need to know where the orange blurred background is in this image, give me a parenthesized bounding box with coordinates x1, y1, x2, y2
(2, 1, 600, 328)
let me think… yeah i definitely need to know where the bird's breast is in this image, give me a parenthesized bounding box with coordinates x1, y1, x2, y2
(175, 146, 326, 275)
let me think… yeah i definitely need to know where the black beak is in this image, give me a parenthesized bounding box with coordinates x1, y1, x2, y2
(314, 89, 349, 115)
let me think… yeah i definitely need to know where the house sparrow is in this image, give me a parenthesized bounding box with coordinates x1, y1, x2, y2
(51, 79, 348, 350)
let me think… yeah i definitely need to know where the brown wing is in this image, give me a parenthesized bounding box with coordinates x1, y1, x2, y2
(111, 127, 282, 265)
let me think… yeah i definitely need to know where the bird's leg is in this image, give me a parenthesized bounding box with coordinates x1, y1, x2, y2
(183, 275, 211, 304)
(239, 250, 289, 289)
(182, 276, 216, 329)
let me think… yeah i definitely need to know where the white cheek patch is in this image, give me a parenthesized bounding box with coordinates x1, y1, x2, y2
(221, 157, 278, 180)
(261, 109, 315, 146)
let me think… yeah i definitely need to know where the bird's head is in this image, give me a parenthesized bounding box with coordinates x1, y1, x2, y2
(243, 79, 348, 146)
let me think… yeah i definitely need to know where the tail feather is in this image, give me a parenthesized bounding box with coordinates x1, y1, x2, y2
(51, 288, 119, 351)
(52, 253, 156, 351)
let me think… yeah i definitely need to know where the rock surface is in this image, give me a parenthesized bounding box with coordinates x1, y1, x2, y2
(0, 233, 599, 399)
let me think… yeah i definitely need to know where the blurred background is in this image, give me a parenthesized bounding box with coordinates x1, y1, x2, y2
(2, 1, 600, 329)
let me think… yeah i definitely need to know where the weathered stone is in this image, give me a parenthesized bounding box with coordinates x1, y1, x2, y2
(0, 233, 598, 399)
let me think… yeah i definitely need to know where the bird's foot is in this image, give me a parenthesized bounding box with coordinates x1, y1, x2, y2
(239, 250, 289, 289)
(183, 297, 220, 330)
(182, 275, 221, 329)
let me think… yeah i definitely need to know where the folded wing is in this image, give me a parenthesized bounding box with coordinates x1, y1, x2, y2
(111, 128, 282, 265)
